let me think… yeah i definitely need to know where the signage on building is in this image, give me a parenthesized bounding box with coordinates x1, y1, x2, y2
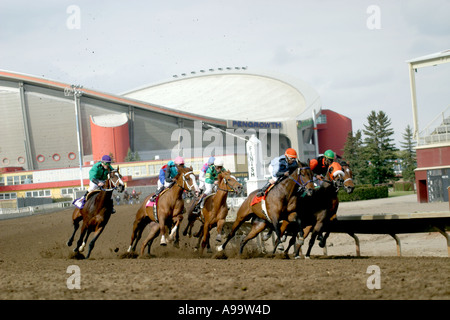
(228, 120, 282, 129)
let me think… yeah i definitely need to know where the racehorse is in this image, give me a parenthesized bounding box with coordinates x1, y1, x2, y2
(130, 190, 142, 204)
(193, 171, 243, 255)
(217, 161, 314, 255)
(130, 166, 199, 256)
(67, 167, 125, 259)
(283, 161, 355, 258)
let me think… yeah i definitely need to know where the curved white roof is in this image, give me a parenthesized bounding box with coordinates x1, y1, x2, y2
(90, 113, 128, 127)
(123, 69, 321, 122)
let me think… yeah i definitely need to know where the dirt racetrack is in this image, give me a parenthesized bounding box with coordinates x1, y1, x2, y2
(0, 195, 449, 301)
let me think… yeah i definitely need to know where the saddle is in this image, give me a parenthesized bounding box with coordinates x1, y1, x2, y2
(145, 188, 170, 223)
(250, 184, 275, 206)
(72, 190, 101, 209)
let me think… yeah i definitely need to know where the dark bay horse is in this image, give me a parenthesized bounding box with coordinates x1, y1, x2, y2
(283, 161, 355, 258)
(131, 166, 199, 256)
(67, 167, 125, 259)
(217, 161, 314, 255)
(194, 171, 243, 255)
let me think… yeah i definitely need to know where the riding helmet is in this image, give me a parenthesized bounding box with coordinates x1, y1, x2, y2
(101, 155, 112, 163)
(284, 148, 297, 159)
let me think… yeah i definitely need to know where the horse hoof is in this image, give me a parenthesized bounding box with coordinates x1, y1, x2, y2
(217, 245, 223, 252)
(215, 234, 222, 242)
(67, 241, 72, 247)
(262, 233, 272, 241)
(277, 244, 284, 251)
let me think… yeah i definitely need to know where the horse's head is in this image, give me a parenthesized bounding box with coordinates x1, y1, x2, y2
(295, 160, 315, 196)
(218, 170, 243, 194)
(326, 162, 346, 191)
(340, 162, 355, 194)
(108, 166, 125, 193)
(176, 165, 200, 196)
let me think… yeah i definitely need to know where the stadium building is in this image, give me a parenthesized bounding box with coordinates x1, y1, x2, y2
(0, 68, 352, 206)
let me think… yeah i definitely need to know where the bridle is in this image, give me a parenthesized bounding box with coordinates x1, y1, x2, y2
(217, 175, 241, 193)
(176, 170, 198, 192)
(104, 170, 124, 191)
(289, 165, 314, 192)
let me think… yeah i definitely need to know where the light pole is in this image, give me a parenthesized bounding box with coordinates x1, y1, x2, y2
(65, 84, 84, 190)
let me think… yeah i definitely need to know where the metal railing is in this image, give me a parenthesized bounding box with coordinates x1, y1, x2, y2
(418, 105, 450, 146)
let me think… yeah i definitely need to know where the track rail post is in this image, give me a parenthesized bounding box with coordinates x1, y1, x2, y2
(434, 226, 450, 257)
(348, 232, 360, 257)
(390, 233, 402, 256)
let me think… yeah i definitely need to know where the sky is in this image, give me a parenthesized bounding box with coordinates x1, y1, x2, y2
(1, 0, 449, 148)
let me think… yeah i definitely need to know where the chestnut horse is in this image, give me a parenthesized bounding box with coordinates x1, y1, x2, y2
(217, 161, 314, 255)
(130, 166, 199, 256)
(282, 161, 355, 258)
(67, 167, 125, 259)
(194, 171, 243, 255)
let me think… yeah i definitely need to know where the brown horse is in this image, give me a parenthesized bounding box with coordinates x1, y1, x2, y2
(283, 161, 355, 258)
(67, 167, 125, 259)
(193, 171, 243, 254)
(130, 165, 199, 256)
(217, 161, 314, 255)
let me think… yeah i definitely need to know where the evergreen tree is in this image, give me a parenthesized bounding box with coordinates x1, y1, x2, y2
(362, 110, 397, 185)
(342, 130, 366, 184)
(399, 125, 416, 182)
(125, 148, 141, 162)
(125, 148, 134, 162)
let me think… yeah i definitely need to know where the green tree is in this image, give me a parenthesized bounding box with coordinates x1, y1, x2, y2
(342, 130, 366, 184)
(362, 110, 398, 185)
(124, 148, 141, 162)
(399, 125, 416, 182)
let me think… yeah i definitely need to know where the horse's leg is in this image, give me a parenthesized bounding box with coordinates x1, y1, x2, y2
(159, 219, 167, 246)
(74, 223, 88, 253)
(85, 225, 105, 259)
(200, 219, 211, 255)
(215, 218, 226, 242)
(80, 228, 92, 253)
(140, 222, 160, 256)
(272, 220, 290, 254)
(294, 224, 312, 258)
(305, 219, 324, 258)
(194, 226, 204, 250)
(217, 207, 251, 252)
(67, 213, 82, 247)
(128, 215, 142, 252)
(239, 219, 266, 255)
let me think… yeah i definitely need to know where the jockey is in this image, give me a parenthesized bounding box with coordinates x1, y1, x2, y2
(309, 149, 335, 182)
(151, 160, 178, 201)
(174, 156, 186, 167)
(256, 148, 298, 197)
(198, 156, 215, 191)
(191, 157, 226, 214)
(83, 154, 116, 213)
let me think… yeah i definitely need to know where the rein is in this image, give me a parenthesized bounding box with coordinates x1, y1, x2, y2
(176, 170, 196, 192)
(216, 176, 238, 193)
(289, 166, 313, 189)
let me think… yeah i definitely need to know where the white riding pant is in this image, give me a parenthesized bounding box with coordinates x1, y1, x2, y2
(88, 180, 105, 193)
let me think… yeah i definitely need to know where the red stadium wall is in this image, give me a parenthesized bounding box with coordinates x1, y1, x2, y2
(415, 145, 450, 203)
(90, 116, 130, 163)
(317, 109, 352, 157)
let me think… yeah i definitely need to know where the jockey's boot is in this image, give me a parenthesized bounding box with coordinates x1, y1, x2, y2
(110, 198, 116, 214)
(150, 186, 165, 202)
(256, 181, 272, 197)
(193, 194, 206, 213)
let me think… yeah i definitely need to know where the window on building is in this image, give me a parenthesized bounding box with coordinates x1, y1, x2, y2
(0, 193, 17, 200)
